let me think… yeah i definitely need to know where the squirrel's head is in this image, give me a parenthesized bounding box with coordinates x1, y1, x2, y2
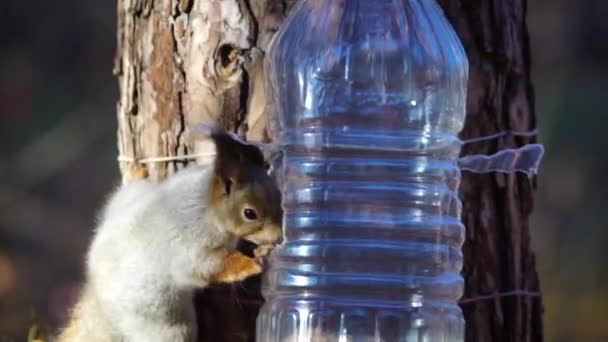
(207, 131, 283, 246)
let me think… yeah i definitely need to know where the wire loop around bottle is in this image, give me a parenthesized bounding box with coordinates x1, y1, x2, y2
(461, 128, 539, 144)
(458, 144, 544, 176)
(117, 124, 544, 176)
(228, 289, 542, 307)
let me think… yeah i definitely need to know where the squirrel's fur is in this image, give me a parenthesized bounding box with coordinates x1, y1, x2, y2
(57, 131, 282, 342)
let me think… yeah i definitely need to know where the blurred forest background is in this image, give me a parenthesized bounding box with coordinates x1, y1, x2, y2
(0, 1, 606, 341)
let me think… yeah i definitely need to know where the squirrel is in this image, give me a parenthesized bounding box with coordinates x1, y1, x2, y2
(56, 130, 283, 342)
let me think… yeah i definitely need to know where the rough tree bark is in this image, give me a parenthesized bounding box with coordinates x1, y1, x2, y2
(437, 1, 544, 341)
(114, 0, 543, 341)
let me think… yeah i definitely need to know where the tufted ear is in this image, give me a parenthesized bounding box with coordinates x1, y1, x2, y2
(210, 130, 265, 195)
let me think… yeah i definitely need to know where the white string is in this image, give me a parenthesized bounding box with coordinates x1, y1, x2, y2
(117, 153, 216, 164)
(462, 129, 539, 144)
(459, 143, 544, 176)
(116, 127, 542, 173)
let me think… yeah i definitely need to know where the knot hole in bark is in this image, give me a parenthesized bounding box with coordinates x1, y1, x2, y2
(216, 44, 243, 79)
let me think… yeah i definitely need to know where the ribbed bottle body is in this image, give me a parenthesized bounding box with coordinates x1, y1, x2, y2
(258, 0, 468, 340)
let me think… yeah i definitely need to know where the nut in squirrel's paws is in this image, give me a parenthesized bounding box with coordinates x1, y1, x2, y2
(253, 244, 276, 261)
(254, 244, 278, 269)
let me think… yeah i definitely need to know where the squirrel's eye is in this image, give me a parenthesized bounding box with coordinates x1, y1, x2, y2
(243, 208, 258, 221)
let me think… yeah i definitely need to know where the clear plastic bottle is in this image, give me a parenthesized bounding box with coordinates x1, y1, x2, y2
(258, 0, 468, 340)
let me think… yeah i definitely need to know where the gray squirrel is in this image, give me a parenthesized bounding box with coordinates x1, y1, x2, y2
(57, 130, 282, 342)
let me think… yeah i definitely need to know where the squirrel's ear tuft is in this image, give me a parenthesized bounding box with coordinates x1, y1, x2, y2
(210, 130, 265, 192)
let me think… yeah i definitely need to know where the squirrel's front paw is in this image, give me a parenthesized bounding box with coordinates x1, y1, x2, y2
(211, 252, 262, 283)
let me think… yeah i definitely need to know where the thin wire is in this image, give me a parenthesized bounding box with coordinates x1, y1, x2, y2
(462, 129, 539, 144)
(117, 153, 216, 164)
(229, 290, 541, 307)
(116, 129, 540, 164)
(458, 290, 542, 304)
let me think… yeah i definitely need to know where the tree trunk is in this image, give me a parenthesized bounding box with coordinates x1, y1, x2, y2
(114, 0, 543, 341)
(437, 1, 544, 341)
